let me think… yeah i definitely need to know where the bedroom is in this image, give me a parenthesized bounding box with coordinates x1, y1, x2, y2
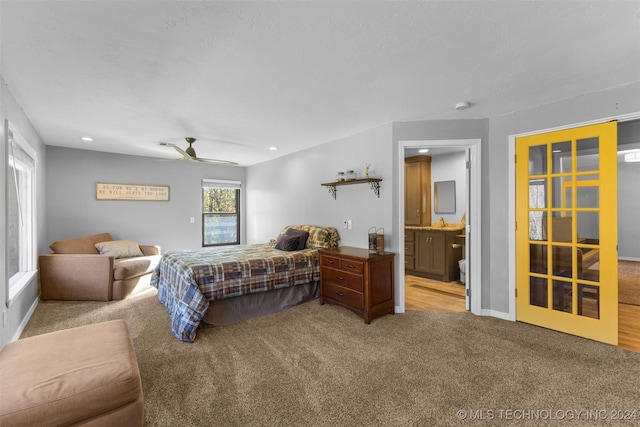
(1, 1, 640, 424)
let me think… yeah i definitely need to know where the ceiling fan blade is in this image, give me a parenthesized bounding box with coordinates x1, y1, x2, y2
(193, 157, 239, 166)
(173, 145, 195, 160)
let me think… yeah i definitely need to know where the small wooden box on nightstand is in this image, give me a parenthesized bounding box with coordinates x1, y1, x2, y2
(318, 246, 395, 324)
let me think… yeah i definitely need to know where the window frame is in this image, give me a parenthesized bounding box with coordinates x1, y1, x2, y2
(6, 120, 38, 305)
(202, 179, 241, 247)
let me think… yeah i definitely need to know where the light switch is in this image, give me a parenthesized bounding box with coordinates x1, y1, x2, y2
(190, 217, 195, 224)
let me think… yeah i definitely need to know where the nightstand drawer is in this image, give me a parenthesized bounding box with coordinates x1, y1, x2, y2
(322, 267, 363, 292)
(322, 282, 363, 310)
(321, 255, 364, 274)
(339, 259, 364, 274)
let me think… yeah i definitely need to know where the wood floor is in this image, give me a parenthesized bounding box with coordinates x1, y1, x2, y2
(405, 274, 640, 353)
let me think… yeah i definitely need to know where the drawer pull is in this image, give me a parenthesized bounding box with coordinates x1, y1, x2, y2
(336, 275, 344, 280)
(327, 260, 335, 264)
(346, 264, 356, 269)
(336, 291, 345, 297)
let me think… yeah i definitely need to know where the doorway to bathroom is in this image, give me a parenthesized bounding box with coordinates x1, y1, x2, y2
(398, 139, 481, 315)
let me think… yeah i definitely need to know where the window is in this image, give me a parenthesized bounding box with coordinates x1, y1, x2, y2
(6, 121, 37, 303)
(202, 179, 240, 246)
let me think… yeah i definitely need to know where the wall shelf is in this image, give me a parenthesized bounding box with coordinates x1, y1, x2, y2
(321, 178, 382, 199)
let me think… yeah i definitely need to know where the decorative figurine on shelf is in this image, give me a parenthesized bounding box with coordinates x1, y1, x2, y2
(365, 163, 371, 178)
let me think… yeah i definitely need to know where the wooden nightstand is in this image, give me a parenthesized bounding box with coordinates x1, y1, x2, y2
(318, 246, 395, 323)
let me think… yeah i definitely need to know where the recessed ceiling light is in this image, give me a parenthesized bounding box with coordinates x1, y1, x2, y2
(419, 148, 429, 153)
(269, 146, 278, 151)
(624, 151, 640, 162)
(80, 136, 93, 142)
(455, 101, 471, 110)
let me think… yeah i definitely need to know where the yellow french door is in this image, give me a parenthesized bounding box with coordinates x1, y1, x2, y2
(516, 122, 618, 345)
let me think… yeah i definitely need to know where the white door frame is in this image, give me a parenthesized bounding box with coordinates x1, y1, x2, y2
(397, 139, 482, 315)
(507, 112, 640, 322)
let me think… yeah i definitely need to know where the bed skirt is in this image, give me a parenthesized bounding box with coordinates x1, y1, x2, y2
(200, 280, 319, 327)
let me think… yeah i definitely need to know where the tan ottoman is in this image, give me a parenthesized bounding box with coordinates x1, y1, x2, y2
(0, 320, 144, 426)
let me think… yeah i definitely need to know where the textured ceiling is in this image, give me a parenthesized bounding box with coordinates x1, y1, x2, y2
(2, 1, 640, 166)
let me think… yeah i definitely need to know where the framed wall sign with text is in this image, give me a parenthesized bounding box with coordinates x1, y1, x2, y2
(96, 182, 170, 201)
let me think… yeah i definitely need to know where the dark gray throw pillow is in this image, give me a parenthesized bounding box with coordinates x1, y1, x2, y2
(275, 234, 300, 251)
(285, 229, 309, 250)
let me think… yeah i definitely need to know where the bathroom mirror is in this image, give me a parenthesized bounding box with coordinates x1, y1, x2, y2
(434, 180, 456, 213)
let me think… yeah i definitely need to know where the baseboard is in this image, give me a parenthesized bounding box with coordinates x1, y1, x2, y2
(10, 296, 40, 343)
(481, 308, 514, 322)
(619, 257, 640, 262)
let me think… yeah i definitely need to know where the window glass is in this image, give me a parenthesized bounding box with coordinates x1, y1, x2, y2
(7, 122, 37, 302)
(202, 180, 240, 246)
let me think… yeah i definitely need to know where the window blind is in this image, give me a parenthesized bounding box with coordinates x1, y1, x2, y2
(202, 179, 241, 189)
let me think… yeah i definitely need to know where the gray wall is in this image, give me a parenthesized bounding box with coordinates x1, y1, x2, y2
(618, 119, 640, 260)
(46, 147, 246, 252)
(246, 123, 394, 248)
(1, 75, 47, 348)
(487, 80, 640, 313)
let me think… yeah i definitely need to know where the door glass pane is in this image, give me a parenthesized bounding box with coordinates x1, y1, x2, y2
(552, 246, 573, 278)
(529, 145, 547, 175)
(550, 213, 572, 243)
(576, 211, 599, 242)
(579, 246, 600, 282)
(529, 178, 546, 208)
(552, 176, 572, 209)
(576, 137, 599, 172)
(529, 211, 547, 240)
(530, 244, 547, 274)
(552, 141, 572, 173)
(578, 284, 599, 319)
(530, 277, 548, 308)
(576, 186, 599, 208)
(553, 280, 572, 313)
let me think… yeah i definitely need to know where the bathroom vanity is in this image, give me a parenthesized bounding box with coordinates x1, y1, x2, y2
(405, 224, 464, 282)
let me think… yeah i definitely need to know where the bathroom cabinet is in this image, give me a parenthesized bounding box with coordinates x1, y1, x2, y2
(405, 227, 463, 282)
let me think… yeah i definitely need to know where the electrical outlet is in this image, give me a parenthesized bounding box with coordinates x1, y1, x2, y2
(343, 220, 348, 229)
(190, 217, 195, 224)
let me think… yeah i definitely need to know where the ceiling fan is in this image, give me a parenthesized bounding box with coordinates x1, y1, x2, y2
(160, 137, 238, 165)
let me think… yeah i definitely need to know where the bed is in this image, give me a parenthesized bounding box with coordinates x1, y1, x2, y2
(151, 225, 340, 342)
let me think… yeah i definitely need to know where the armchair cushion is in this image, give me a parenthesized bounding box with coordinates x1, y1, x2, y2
(95, 240, 144, 259)
(114, 256, 161, 281)
(49, 232, 113, 254)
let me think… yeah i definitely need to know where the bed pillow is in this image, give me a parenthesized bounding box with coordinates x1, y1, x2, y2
(279, 225, 340, 249)
(274, 234, 300, 251)
(95, 240, 144, 259)
(285, 229, 309, 250)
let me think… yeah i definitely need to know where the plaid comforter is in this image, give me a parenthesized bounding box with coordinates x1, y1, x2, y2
(151, 243, 319, 342)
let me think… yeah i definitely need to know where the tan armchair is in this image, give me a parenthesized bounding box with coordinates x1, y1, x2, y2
(39, 233, 161, 301)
